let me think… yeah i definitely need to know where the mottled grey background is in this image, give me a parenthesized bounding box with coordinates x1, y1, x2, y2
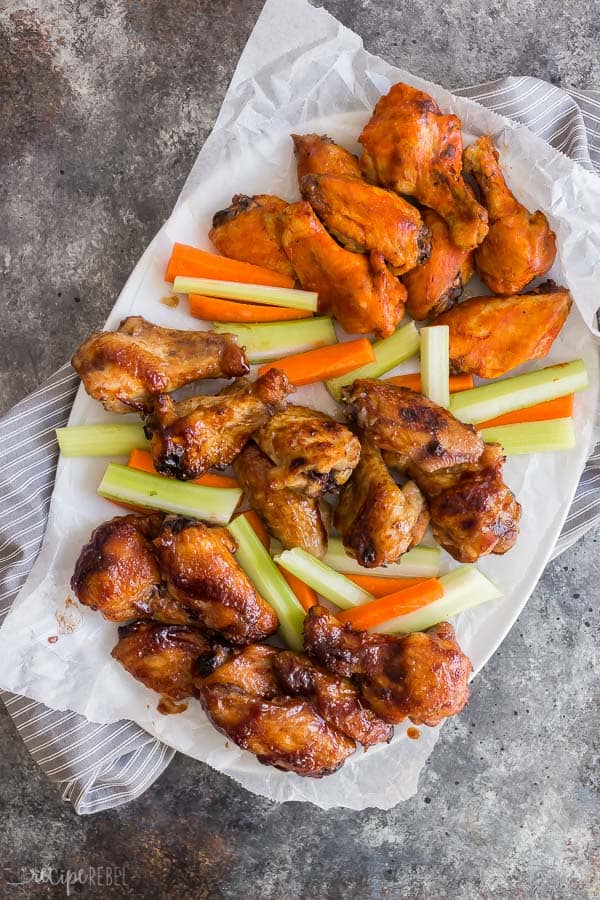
(1, 1, 598, 897)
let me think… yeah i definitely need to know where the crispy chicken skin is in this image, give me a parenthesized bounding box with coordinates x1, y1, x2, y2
(153, 518, 279, 644)
(300, 173, 430, 275)
(463, 135, 557, 294)
(359, 83, 488, 251)
(435, 281, 572, 378)
(334, 437, 429, 568)
(292, 133, 362, 182)
(254, 405, 361, 497)
(280, 201, 406, 338)
(402, 209, 474, 320)
(148, 369, 293, 480)
(71, 316, 249, 414)
(343, 380, 484, 473)
(233, 442, 328, 558)
(209, 194, 295, 278)
(304, 606, 472, 726)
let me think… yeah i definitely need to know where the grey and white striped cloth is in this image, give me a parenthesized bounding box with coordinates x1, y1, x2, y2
(1, 76, 599, 814)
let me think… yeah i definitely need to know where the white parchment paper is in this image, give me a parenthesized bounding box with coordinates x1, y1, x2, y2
(0, 0, 599, 810)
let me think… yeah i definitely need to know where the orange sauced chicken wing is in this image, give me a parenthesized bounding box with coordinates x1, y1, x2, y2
(209, 193, 295, 279)
(463, 135, 557, 294)
(359, 82, 488, 251)
(292, 133, 363, 182)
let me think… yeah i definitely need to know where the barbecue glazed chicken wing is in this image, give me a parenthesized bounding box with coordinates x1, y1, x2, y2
(402, 209, 474, 320)
(254, 405, 361, 497)
(280, 201, 406, 338)
(304, 606, 472, 727)
(292, 133, 363, 182)
(71, 316, 249, 413)
(209, 194, 295, 279)
(435, 281, 572, 378)
(463, 135, 557, 294)
(233, 442, 328, 557)
(334, 437, 429, 568)
(359, 83, 488, 251)
(148, 369, 293, 480)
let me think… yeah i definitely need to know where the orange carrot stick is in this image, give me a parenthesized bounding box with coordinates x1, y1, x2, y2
(279, 567, 319, 613)
(346, 574, 427, 597)
(337, 578, 444, 630)
(165, 243, 294, 288)
(257, 338, 375, 387)
(476, 394, 574, 429)
(188, 294, 311, 323)
(127, 448, 239, 488)
(236, 510, 270, 549)
(386, 373, 474, 393)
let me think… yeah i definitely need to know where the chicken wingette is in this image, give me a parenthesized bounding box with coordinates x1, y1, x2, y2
(209, 193, 294, 278)
(292, 133, 363, 182)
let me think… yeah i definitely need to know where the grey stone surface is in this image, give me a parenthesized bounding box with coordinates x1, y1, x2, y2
(0, 1, 598, 897)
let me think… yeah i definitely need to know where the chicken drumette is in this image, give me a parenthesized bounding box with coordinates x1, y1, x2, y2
(292, 133, 363, 181)
(209, 193, 295, 279)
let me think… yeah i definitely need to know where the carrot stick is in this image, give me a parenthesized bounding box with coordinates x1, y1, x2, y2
(337, 578, 444, 630)
(165, 243, 294, 288)
(476, 394, 574, 429)
(188, 294, 311, 323)
(386, 372, 474, 393)
(346, 574, 428, 597)
(236, 510, 270, 549)
(257, 338, 375, 387)
(279, 567, 319, 613)
(127, 448, 239, 488)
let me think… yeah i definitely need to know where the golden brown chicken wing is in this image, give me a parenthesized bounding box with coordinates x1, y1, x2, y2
(334, 437, 429, 568)
(233, 442, 328, 558)
(254, 405, 361, 497)
(280, 201, 406, 338)
(435, 281, 572, 378)
(300, 173, 430, 275)
(209, 194, 295, 279)
(359, 83, 488, 251)
(304, 606, 472, 726)
(148, 369, 293, 480)
(71, 317, 249, 414)
(153, 517, 279, 644)
(292, 133, 362, 182)
(463, 135, 557, 294)
(402, 209, 474, 320)
(342, 380, 484, 473)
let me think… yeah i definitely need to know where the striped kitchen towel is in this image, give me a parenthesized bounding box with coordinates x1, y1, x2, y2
(1, 76, 599, 814)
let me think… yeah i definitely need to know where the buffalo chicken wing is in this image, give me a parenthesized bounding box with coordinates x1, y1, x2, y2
(209, 193, 295, 279)
(292, 133, 362, 182)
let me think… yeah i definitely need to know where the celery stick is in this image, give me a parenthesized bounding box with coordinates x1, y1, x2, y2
(56, 423, 149, 457)
(323, 538, 441, 578)
(378, 565, 502, 634)
(274, 547, 373, 610)
(227, 516, 305, 650)
(480, 418, 576, 454)
(212, 317, 336, 363)
(98, 463, 241, 525)
(326, 322, 420, 400)
(420, 325, 450, 409)
(450, 359, 588, 424)
(173, 276, 318, 312)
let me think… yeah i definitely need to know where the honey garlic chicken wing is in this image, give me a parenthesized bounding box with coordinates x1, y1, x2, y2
(71, 316, 249, 413)
(280, 201, 406, 338)
(292, 133, 362, 182)
(148, 369, 293, 480)
(209, 194, 295, 279)
(233, 442, 328, 558)
(304, 606, 472, 727)
(343, 380, 483, 473)
(254, 405, 361, 497)
(435, 281, 572, 378)
(359, 83, 488, 251)
(402, 209, 474, 320)
(301, 173, 430, 275)
(334, 438, 429, 568)
(463, 135, 557, 294)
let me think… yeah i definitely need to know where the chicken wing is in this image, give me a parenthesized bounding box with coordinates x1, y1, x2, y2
(254, 405, 361, 497)
(342, 380, 484, 473)
(292, 133, 362, 182)
(402, 209, 474, 320)
(304, 606, 472, 726)
(301, 173, 430, 275)
(359, 83, 488, 251)
(434, 281, 572, 378)
(153, 517, 279, 644)
(71, 316, 249, 414)
(280, 201, 406, 338)
(148, 369, 293, 480)
(334, 437, 429, 568)
(209, 193, 295, 278)
(463, 135, 557, 294)
(233, 442, 328, 558)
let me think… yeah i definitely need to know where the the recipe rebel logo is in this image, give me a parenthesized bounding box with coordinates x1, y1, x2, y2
(2, 864, 128, 895)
